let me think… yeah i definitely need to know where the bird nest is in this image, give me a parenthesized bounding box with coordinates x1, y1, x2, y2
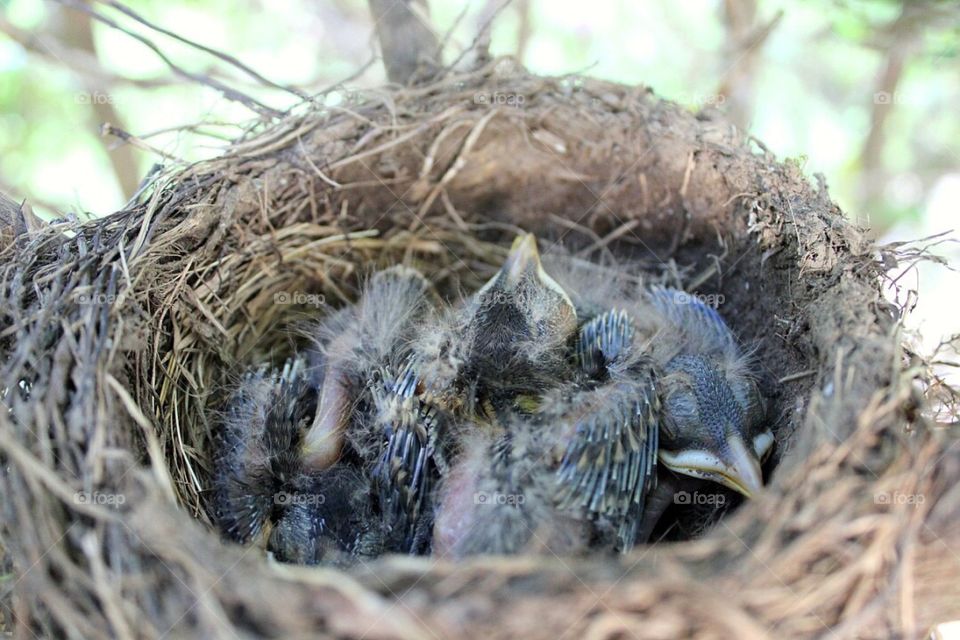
(1, 59, 957, 639)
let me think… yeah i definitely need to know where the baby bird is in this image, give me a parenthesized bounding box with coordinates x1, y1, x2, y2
(548, 309, 662, 551)
(305, 265, 444, 554)
(212, 359, 374, 563)
(370, 357, 448, 554)
(375, 233, 581, 550)
(461, 233, 579, 413)
(214, 267, 441, 562)
(432, 424, 590, 558)
(411, 233, 579, 419)
(304, 265, 435, 473)
(213, 359, 312, 548)
(549, 258, 772, 545)
(267, 465, 379, 566)
(640, 288, 772, 533)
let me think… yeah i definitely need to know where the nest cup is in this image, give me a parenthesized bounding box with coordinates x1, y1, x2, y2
(1, 60, 957, 639)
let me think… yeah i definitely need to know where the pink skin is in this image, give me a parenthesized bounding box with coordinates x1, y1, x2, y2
(432, 462, 479, 557)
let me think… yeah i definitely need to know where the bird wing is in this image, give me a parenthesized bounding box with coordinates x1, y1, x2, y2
(213, 358, 314, 544)
(552, 370, 660, 551)
(371, 357, 442, 553)
(556, 310, 661, 551)
(575, 308, 634, 376)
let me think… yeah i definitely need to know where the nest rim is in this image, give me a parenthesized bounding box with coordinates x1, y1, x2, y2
(1, 60, 954, 639)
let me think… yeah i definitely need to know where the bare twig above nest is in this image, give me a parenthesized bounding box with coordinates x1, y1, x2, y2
(94, 0, 311, 102)
(368, 0, 441, 85)
(55, 0, 284, 118)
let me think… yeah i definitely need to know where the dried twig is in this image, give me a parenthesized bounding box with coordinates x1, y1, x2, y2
(55, 0, 283, 118)
(96, 0, 311, 102)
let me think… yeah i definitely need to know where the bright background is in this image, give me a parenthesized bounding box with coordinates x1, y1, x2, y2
(1, 0, 958, 368)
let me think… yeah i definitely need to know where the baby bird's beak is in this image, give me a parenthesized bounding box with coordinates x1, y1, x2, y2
(659, 430, 772, 498)
(301, 367, 347, 470)
(462, 232, 577, 414)
(475, 233, 572, 306)
(501, 233, 541, 286)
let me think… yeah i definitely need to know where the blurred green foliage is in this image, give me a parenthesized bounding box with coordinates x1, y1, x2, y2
(1, 0, 958, 234)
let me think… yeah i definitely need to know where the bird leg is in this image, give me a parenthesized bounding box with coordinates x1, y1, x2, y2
(632, 472, 679, 544)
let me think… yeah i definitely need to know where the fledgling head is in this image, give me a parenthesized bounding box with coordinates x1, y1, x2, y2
(646, 288, 773, 498)
(658, 353, 771, 497)
(463, 234, 578, 407)
(405, 309, 468, 412)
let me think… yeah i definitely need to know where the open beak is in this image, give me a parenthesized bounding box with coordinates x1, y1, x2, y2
(659, 433, 765, 498)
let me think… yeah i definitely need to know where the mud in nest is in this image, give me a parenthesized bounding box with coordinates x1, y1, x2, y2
(1, 59, 958, 639)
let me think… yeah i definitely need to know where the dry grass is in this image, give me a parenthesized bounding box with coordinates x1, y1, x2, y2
(1, 59, 957, 639)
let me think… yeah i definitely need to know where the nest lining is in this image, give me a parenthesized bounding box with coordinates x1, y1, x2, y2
(1, 59, 957, 639)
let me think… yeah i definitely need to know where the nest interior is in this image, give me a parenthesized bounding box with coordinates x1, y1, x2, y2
(2, 60, 958, 639)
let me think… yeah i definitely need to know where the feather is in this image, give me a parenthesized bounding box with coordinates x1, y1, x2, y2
(212, 358, 315, 544)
